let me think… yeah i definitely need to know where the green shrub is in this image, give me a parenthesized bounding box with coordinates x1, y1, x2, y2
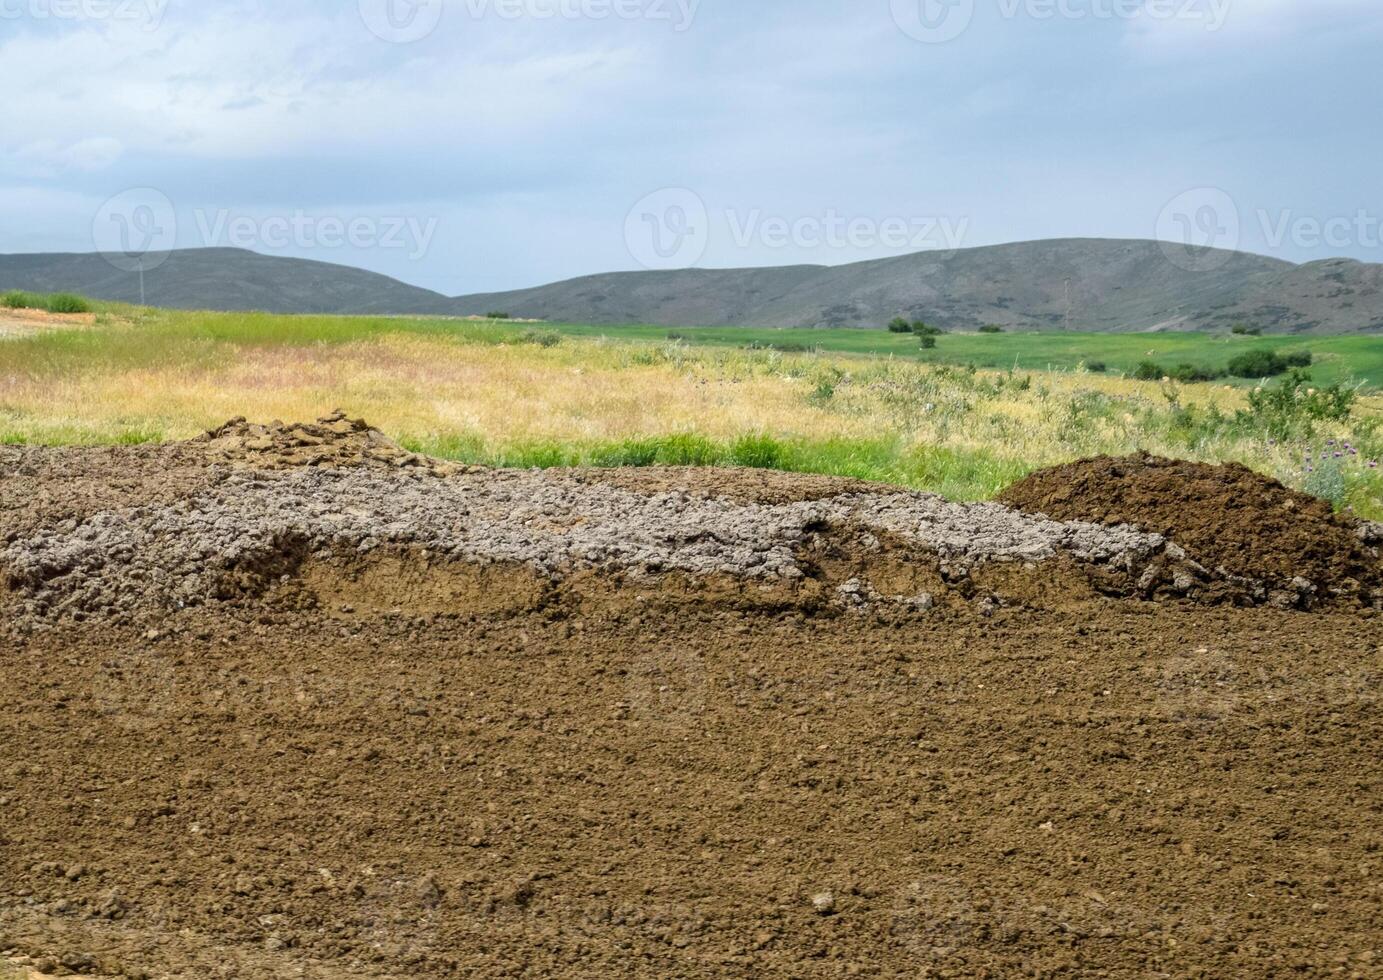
(1133, 360, 1164, 381)
(977, 324, 1004, 334)
(1085, 360, 1107, 373)
(1231, 324, 1263, 336)
(887, 317, 913, 333)
(912, 321, 943, 336)
(1228, 350, 1278, 378)
(485, 311, 512, 320)
(919, 335, 937, 350)
(1238, 370, 1356, 438)
(516, 329, 561, 348)
(44, 293, 91, 314)
(1170, 363, 1226, 383)
(0, 290, 91, 313)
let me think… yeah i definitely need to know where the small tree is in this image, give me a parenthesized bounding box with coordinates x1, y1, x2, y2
(913, 321, 943, 336)
(887, 317, 913, 333)
(919, 335, 937, 350)
(978, 324, 1004, 334)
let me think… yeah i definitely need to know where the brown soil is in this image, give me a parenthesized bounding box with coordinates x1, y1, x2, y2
(197, 412, 462, 475)
(0, 308, 96, 338)
(2, 438, 1382, 979)
(1001, 453, 1383, 606)
(552, 467, 895, 505)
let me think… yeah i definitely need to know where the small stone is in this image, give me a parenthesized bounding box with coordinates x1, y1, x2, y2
(812, 891, 836, 916)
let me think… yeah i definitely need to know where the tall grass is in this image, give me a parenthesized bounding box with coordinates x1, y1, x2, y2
(1, 306, 1380, 515)
(2, 290, 93, 314)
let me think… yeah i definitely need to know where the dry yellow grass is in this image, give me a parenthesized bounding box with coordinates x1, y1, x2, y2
(2, 312, 1380, 514)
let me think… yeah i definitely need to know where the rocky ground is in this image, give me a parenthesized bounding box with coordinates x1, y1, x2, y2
(2, 417, 1380, 978)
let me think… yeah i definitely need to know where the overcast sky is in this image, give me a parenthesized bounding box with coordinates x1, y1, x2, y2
(1, 0, 1380, 295)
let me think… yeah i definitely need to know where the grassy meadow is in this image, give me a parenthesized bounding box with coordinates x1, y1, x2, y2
(2, 299, 1382, 517)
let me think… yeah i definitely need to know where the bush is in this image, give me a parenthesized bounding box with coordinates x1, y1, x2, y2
(485, 311, 512, 320)
(913, 321, 943, 336)
(919, 335, 937, 350)
(1239, 370, 1356, 438)
(1170, 363, 1226, 383)
(978, 324, 1004, 334)
(1, 290, 91, 313)
(1085, 361, 1107, 373)
(1133, 360, 1164, 381)
(44, 293, 91, 314)
(887, 317, 913, 333)
(1231, 324, 1263, 336)
(1227, 349, 1310, 379)
(516, 329, 561, 348)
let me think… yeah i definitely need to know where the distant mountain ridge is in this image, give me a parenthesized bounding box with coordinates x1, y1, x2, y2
(4, 239, 1382, 334)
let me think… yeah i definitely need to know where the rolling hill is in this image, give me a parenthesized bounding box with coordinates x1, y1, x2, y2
(4, 239, 1382, 333)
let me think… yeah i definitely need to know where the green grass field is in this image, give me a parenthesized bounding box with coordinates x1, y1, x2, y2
(547, 323, 1383, 390)
(2, 296, 1382, 516)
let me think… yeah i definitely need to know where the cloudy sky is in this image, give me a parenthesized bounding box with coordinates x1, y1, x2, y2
(1, 0, 1380, 295)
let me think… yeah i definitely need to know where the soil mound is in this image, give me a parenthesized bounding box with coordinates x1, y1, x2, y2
(1000, 453, 1383, 606)
(196, 410, 459, 475)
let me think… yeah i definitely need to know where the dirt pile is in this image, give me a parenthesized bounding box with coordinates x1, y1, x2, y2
(196, 411, 459, 475)
(1001, 453, 1383, 608)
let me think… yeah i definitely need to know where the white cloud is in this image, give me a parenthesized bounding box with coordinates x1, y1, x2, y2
(0, 5, 653, 164)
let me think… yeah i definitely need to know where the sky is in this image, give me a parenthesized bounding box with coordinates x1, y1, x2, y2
(1, 0, 1381, 296)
